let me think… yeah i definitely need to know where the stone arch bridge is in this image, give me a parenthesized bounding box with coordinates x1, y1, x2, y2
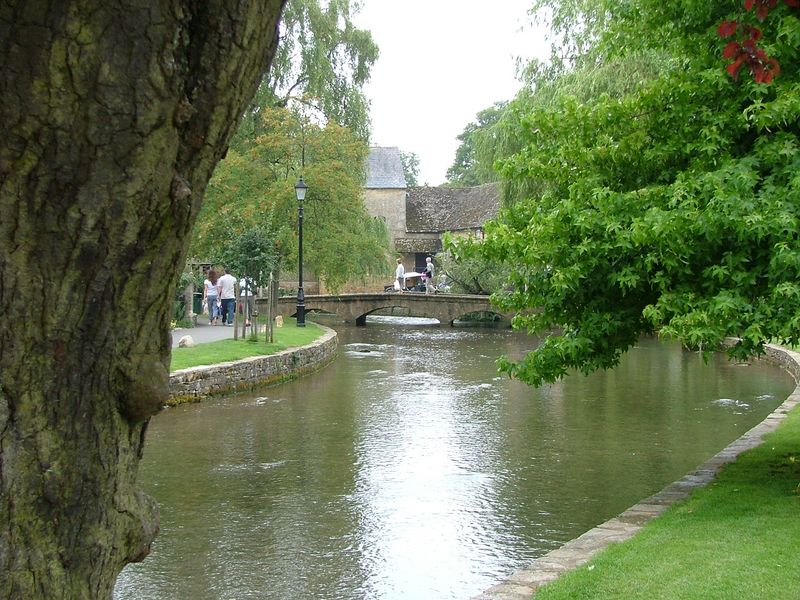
(259, 293, 512, 326)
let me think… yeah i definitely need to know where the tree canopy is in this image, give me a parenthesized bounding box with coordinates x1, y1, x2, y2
(401, 150, 420, 187)
(436, 248, 512, 295)
(446, 102, 507, 187)
(216, 225, 281, 288)
(453, 0, 800, 386)
(192, 106, 390, 291)
(195, 0, 386, 288)
(232, 0, 378, 144)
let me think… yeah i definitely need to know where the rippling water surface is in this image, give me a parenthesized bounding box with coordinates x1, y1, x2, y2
(115, 318, 795, 599)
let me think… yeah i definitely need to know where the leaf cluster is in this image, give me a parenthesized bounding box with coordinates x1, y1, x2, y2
(435, 246, 512, 296)
(400, 151, 420, 187)
(446, 102, 507, 187)
(467, 0, 800, 385)
(215, 225, 280, 287)
(232, 0, 378, 145)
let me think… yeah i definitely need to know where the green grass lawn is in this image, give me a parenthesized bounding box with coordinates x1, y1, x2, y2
(535, 407, 800, 599)
(170, 318, 325, 372)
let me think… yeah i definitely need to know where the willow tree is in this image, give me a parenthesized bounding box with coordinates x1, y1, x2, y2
(0, 1, 286, 598)
(446, 102, 507, 187)
(233, 0, 378, 145)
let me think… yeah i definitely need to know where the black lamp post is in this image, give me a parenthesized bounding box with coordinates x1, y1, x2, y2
(294, 176, 308, 327)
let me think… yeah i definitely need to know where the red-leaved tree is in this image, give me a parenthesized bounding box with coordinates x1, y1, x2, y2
(719, 0, 799, 82)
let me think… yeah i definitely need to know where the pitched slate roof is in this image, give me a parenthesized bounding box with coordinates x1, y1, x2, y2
(405, 183, 500, 233)
(394, 237, 442, 253)
(366, 147, 407, 189)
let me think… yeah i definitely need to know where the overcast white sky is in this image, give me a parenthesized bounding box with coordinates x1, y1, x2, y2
(354, 1, 549, 186)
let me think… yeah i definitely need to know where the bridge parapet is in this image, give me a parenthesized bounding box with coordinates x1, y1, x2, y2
(259, 293, 512, 325)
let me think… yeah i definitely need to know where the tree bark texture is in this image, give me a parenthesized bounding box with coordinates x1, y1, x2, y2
(0, 1, 286, 597)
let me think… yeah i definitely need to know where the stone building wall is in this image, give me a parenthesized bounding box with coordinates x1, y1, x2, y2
(364, 187, 406, 241)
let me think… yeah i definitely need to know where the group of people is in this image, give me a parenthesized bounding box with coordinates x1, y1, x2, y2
(395, 256, 435, 294)
(202, 268, 256, 326)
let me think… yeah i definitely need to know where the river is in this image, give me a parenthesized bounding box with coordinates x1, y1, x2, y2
(115, 317, 795, 599)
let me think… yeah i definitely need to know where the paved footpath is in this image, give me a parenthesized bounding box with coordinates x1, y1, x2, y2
(171, 316, 238, 348)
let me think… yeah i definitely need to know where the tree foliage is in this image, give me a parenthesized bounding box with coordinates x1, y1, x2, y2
(400, 150, 420, 187)
(216, 225, 281, 288)
(232, 0, 378, 144)
(436, 247, 512, 295)
(446, 102, 507, 187)
(718, 0, 799, 83)
(192, 107, 390, 291)
(453, 0, 800, 386)
(193, 0, 384, 290)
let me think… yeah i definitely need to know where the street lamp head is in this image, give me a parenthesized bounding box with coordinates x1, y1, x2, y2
(294, 176, 308, 202)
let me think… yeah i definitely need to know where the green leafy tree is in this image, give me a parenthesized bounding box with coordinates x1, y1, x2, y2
(401, 150, 420, 186)
(216, 225, 281, 287)
(446, 102, 507, 186)
(436, 247, 511, 295)
(233, 0, 378, 144)
(455, 0, 800, 386)
(192, 107, 390, 291)
(193, 1, 383, 289)
(497, 49, 678, 210)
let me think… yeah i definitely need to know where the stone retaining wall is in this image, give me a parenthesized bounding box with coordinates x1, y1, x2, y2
(167, 326, 338, 404)
(475, 343, 800, 599)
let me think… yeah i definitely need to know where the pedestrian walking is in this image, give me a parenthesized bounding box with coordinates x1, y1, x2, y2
(424, 256, 435, 294)
(395, 258, 405, 292)
(203, 269, 221, 325)
(217, 267, 237, 326)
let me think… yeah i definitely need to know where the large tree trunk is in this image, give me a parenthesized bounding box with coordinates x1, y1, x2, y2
(0, 1, 286, 597)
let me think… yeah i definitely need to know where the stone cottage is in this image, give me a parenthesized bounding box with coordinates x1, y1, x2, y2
(364, 146, 500, 274)
(400, 183, 500, 272)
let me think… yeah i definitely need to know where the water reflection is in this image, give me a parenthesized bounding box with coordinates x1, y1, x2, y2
(115, 320, 794, 600)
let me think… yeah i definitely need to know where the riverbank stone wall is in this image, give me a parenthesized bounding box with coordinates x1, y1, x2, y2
(167, 325, 338, 404)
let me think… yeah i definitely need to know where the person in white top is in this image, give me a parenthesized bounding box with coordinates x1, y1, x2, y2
(424, 256, 435, 294)
(395, 258, 405, 292)
(203, 269, 221, 325)
(217, 268, 237, 326)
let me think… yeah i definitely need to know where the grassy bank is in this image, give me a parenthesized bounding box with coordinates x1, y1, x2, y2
(535, 407, 800, 599)
(170, 319, 325, 372)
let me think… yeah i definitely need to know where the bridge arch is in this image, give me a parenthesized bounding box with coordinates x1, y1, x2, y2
(261, 293, 512, 326)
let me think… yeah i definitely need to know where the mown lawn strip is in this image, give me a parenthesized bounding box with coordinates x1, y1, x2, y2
(170, 319, 325, 372)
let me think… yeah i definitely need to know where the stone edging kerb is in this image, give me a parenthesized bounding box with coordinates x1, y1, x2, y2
(167, 325, 338, 404)
(474, 343, 800, 600)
